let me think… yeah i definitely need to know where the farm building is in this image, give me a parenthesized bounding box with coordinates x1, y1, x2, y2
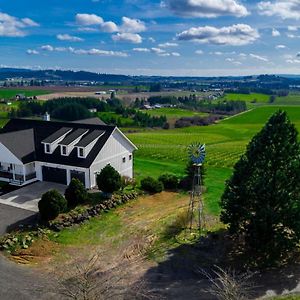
(0, 118, 137, 188)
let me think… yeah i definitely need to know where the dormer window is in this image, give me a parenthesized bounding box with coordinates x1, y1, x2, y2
(78, 147, 84, 158)
(61, 145, 67, 156)
(45, 143, 51, 154)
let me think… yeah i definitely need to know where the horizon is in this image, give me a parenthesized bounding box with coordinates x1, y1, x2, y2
(1, 1, 300, 76)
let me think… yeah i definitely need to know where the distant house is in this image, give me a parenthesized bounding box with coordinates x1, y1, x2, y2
(0, 118, 137, 188)
(15, 94, 26, 100)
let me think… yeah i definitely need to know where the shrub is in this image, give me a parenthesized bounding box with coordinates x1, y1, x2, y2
(38, 190, 67, 221)
(65, 178, 88, 208)
(158, 173, 179, 190)
(96, 164, 122, 194)
(141, 177, 163, 194)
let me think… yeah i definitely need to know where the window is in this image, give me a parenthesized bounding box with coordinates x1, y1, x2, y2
(78, 147, 84, 157)
(61, 145, 67, 155)
(45, 144, 50, 153)
(122, 157, 126, 163)
(129, 154, 132, 161)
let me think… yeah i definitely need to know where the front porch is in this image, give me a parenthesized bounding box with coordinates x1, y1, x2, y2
(0, 162, 37, 186)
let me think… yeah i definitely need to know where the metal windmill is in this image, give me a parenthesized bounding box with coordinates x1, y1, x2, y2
(187, 143, 206, 232)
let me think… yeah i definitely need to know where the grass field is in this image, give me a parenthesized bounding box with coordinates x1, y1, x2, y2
(223, 92, 270, 105)
(0, 89, 51, 99)
(142, 108, 208, 123)
(129, 106, 300, 215)
(274, 93, 300, 105)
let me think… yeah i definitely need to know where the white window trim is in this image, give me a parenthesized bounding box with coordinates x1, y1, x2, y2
(61, 145, 68, 156)
(78, 147, 85, 158)
(45, 143, 51, 154)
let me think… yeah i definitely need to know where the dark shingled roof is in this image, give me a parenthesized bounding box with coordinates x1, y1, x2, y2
(59, 129, 88, 146)
(72, 118, 106, 126)
(75, 130, 104, 147)
(1, 119, 116, 168)
(42, 127, 72, 144)
(0, 129, 35, 163)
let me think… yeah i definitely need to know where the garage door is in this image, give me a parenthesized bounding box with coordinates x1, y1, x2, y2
(42, 167, 67, 185)
(70, 170, 86, 186)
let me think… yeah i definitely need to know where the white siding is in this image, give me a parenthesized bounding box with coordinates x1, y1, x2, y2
(0, 143, 23, 165)
(89, 130, 135, 188)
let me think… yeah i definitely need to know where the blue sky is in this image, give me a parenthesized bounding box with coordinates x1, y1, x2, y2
(1, 0, 300, 76)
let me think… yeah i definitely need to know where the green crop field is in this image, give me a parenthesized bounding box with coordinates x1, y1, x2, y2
(274, 93, 300, 105)
(223, 93, 271, 107)
(142, 108, 208, 121)
(129, 106, 300, 215)
(0, 89, 51, 99)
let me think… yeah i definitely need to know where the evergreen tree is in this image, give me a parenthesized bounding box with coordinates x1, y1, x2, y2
(96, 164, 121, 194)
(220, 110, 300, 263)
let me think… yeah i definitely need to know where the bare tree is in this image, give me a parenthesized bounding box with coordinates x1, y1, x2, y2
(201, 266, 257, 300)
(54, 253, 159, 300)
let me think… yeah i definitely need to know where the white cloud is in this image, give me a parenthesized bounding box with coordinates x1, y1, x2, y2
(0, 12, 39, 37)
(133, 47, 179, 57)
(177, 24, 259, 46)
(288, 25, 298, 31)
(120, 17, 146, 33)
(258, 1, 300, 20)
(287, 33, 300, 38)
(100, 21, 119, 33)
(272, 28, 281, 37)
(75, 13, 103, 25)
(41, 45, 54, 51)
(162, 0, 249, 18)
(133, 48, 151, 52)
(195, 50, 204, 55)
(40, 45, 128, 57)
(57, 34, 83, 42)
(26, 49, 39, 55)
(275, 44, 286, 49)
(21, 18, 39, 27)
(158, 42, 178, 48)
(112, 32, 142, 43)
(149, 37, 156, 43)
(286, 59, 300, 63)
(151, 47, 166, 54)
(77, 27, 98, 32)
(249, 53, 269, 62)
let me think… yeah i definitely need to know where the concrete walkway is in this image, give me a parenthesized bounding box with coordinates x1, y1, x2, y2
(0, 181, 66, 212)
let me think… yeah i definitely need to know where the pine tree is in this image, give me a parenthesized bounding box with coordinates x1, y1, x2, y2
(220, 110, 300, 263)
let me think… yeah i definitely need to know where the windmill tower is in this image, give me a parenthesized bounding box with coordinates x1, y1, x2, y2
(187, 143, 206, 232)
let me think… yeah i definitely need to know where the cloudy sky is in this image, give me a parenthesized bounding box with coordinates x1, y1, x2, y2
(1, 0, 300, 76)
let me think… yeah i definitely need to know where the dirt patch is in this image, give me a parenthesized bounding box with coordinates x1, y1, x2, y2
(10, 238, 58, 266)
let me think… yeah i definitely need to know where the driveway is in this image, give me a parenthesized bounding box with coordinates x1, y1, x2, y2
(0, 181, 67, 212)
(0, 255, 55, 300)
(0, 204, 38, 235)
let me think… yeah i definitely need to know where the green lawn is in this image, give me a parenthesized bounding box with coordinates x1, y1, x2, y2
(97, 111, 135, 126)
(224, 93, 270, 103)
(142, 108, 208, 122)
(129, 106, 300, 215)
(0, 89, 51, 99)
(274, 93, 300, 105)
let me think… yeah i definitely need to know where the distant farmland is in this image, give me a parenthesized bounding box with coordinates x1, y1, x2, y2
(129, 106, 300, 214)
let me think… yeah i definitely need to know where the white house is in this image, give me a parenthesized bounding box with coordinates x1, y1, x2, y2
(0, 118, 137, 189)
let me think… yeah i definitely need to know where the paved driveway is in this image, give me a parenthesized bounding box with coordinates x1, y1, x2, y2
(0, 181, 66, 212)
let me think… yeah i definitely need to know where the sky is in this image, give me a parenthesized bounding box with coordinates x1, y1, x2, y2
(1, 0, 300, 76)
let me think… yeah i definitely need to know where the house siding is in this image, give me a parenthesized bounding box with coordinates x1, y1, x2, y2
(89, 129, 135, 188)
